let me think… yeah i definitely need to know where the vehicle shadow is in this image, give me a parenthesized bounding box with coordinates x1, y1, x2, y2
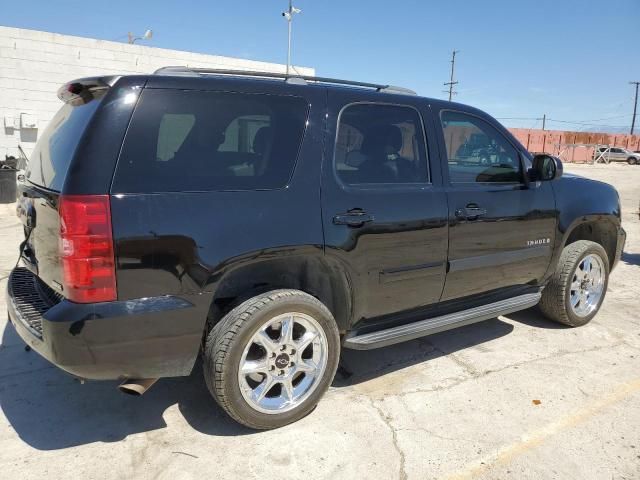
(621, 251, 640, 266)
(0, 322, 253, 451)
(505, 307, 568, 330)
(333, 317, 514, 387)
(0, 312, 524, 450)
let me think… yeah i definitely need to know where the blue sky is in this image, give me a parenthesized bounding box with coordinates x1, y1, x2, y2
(3, 0, 639, 132)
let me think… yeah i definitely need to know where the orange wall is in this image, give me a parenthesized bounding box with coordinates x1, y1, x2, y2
(508, 128, 640, 162)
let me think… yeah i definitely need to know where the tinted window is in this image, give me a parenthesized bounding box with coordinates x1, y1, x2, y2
(26, 98, 102, 191)
(335, 104, 428, 185)
(113, 90, 309, 192)
(441, 111, 522, 184)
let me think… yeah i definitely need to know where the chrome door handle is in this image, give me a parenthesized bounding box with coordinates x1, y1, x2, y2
(333, 210, 374, 227)
(455, 204, 487, 220)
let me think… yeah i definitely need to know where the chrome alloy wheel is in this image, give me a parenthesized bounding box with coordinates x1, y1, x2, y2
(569, 254, 606, 317)
(238, 312, 328, 414)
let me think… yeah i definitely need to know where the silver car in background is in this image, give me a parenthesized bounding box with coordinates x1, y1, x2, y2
(593, 146, 640, 165)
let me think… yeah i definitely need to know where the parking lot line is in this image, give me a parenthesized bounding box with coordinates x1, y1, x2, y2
(446, 377, 640, 480)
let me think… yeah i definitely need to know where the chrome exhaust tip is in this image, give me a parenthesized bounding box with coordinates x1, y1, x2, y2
(118, 378, 158, 396)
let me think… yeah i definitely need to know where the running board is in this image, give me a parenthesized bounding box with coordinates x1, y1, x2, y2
(343, 293, 541, 350)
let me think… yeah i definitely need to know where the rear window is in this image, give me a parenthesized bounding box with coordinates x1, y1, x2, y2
(26, 99, 102, 191)
(113, 89, 309, 193)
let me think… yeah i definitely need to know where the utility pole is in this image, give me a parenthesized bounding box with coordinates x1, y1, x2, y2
(542, 114, 546, 131)
(282, 0, 302, 75)
(630, 81, 640, 135)
(443, 49, 459, 101)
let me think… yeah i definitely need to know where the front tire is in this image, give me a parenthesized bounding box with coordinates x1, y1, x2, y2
(628, 157, 638, 165)
(203, 289, 340, 429)
(539, 240, 609, 327)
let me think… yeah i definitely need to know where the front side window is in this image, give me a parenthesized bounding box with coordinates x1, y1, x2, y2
(441, 111, 522, 184)
(334, 103, 428, 185)
(114, 90, 309, 192)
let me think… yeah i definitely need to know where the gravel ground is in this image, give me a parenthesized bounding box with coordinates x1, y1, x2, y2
(0, 163, 638, 480)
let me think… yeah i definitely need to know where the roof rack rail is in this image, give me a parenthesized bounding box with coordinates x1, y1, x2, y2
(153, 66, 417, 95)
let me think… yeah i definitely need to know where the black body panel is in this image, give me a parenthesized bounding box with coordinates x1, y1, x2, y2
(430, 102, 558, 300)
(7, 268, 208, 379)
(321, 89, 449, 326)
(441, 181, 557, 300)
(110, 80, 327, 303)
(15, 184, 62, 292)
(547, 174, 625, 272)
(63, 76, 146, 195)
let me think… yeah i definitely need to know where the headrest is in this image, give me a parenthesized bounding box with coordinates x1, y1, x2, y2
(253, 126, 272, 154)
(361, 124, 403, 155)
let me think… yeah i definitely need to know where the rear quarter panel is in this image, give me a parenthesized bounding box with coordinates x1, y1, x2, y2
(110, 81, 327, 303)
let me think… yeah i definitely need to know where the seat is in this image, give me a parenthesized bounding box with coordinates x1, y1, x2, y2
(356, 125, 403, 183)
(252, 126, 272, 156)
(251, 126, 272, 175)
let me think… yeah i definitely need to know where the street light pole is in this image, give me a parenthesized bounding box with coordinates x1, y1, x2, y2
(287, 0, 292, 75)
(282, 1, 301, 75)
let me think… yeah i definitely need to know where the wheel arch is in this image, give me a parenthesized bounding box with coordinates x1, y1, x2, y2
(561, 215, 619, 267)
(204, 252, 354, 335)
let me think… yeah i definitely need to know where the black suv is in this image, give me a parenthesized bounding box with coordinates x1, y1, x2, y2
(7, 68, 626, 429)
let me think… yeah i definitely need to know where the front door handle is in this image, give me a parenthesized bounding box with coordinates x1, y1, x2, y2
(455, 204, 487, 220)
(333, 209, 374, 227)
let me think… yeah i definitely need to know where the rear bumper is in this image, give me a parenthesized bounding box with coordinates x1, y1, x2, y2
(6, 267, 208, 380)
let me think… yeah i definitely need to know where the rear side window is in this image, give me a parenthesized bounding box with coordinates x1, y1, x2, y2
(113, 89, 309, 192)
(26, 99, 102, 191)
(441, 111, 522, 184)
(335, 103, 429, 185)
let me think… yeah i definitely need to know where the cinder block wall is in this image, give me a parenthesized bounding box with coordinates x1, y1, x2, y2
(0, 26, 314, 158)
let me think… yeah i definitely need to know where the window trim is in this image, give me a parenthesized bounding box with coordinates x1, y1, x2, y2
(332, 101, 432, 191)
(439, 108, 527, 186)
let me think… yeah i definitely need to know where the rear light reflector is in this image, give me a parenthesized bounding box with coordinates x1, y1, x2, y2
(58, 195, 117, 303)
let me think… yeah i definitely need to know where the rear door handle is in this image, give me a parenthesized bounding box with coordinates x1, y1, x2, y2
(333, 210, 374, 227)
(455, 204, 487, 220)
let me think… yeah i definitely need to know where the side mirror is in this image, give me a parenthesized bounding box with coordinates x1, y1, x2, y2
(530, 154, 563, 181)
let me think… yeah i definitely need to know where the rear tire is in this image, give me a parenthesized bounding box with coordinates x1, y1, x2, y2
(539, 240, 609, 327)
(203, 289, 340, 430)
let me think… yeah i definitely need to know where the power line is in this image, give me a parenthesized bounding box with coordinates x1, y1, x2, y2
(495, 117, 540, 121)
(495, 114, 632, 123)
(578, 114, 633, 123)
(496, 116, 631, 129)
(545, 119, 630, 128)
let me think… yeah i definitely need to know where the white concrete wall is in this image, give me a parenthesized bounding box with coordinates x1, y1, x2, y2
(0, 26, 314, 158)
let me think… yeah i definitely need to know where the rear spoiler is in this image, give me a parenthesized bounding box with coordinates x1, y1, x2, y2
(57, 76, 120, 105)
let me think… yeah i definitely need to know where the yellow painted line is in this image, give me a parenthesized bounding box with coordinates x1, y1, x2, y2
(446, 378, 640, 480)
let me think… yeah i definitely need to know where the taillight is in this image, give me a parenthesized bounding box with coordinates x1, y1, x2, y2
(58, 195, 117, 303)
